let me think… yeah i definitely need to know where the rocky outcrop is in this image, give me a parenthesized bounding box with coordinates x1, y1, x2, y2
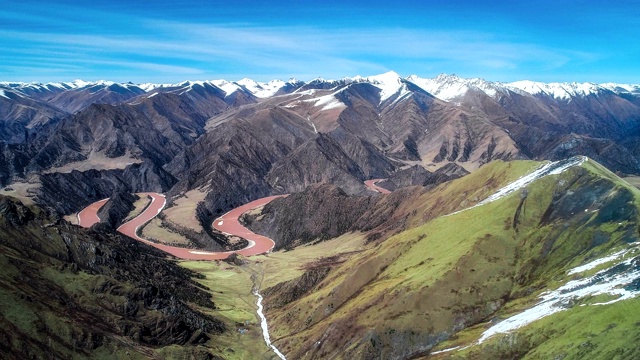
(263, 267, 331, 310)
(96, 191, 139, 230)
(36, 162, 176, 215)
(243, 184, 374, 249)
(377, 163, 469, 191)
(267, 134, 369, 195)
(243, 183, 444, 249)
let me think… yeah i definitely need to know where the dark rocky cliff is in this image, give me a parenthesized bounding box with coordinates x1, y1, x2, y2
(96, 191, 139, 230)
(0, 195, 225, 359)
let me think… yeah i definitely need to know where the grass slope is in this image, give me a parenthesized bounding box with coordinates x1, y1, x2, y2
(257, 159, 640, 359)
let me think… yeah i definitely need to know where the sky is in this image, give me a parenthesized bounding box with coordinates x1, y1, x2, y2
(1, 0, 639, 83)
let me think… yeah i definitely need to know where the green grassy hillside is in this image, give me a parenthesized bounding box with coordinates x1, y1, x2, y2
(256, 158, 640, 359)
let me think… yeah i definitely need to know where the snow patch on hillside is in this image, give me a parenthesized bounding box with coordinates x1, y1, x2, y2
(479, 247, 640, 343)
(567, 249, 630, 275)
(303, 88, 347, 111)
(447, 156, 586, 217)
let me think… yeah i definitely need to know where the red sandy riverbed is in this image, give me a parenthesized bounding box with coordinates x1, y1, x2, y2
(76, 198, 108, 227)
(364, 179, 391, 194)
(77, 179, 387, 260)
(78, 192, 286, 260)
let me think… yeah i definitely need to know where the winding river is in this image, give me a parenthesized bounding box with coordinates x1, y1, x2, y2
(78, 179, 390, 259)
(77, 180, 391, 359)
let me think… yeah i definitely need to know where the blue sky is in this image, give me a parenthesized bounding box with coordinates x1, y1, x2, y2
(1, 0, 639, 83)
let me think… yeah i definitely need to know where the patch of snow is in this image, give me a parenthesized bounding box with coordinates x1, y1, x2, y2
(293, 88, 317, 96)
(447, 156, 586, 217)
(316, 95, 345, 110)
(237, 78, 288, 98)
(567, 249, 629, 275)
(431, 346, 461, 355)
(388, 85, 412, 106)
(479, 250, 640, 343)
(363, 71, 404, 103)
(302, 88, 347, 111)
(139, 83, 172, 92)
(0, 90, 9, 99)
(307, 116, 318, 133)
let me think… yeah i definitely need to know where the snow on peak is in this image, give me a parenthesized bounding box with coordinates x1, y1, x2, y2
(406, 73, 504, 101)
(367, 70, 401, 82)
(68, 79, 91, 88)
(0, 89, 9, 99)
(356, 71, 404, 102)
(3, 74, 638, 104)
(505, 80, 602, 100)
(236, 78, 287, 98)
(63, 79, 117, 88)
(600, 82, 640, 95)
(210, 79, 243, 97)
(139, 83, 173, 92)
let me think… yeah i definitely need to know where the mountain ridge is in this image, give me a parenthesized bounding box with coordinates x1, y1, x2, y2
(4, 72, 639, 104)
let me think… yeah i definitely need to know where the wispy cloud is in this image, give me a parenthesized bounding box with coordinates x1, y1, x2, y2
(0, 2, 611, 82)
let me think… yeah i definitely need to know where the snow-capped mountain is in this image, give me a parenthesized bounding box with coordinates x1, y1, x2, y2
(2, 70, 640, 213)
(236, 78, 303, 98)
(503, 80, 604, 100)
(406, 73, 505, 101)
(404, 73, 640, 102)
(354, 71, 409, 102)
(599, 83, 640, 95)
(4, 73, 638, 106)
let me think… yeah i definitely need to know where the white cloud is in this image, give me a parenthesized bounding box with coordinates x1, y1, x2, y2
(0, 6, 600, 82)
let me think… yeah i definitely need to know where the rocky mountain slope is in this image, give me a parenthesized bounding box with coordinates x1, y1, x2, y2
(3, 71, 640, 250)
(0, 89, 67, 144)
(0, 195, 226, 359)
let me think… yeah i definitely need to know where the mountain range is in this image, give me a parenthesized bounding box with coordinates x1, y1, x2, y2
(2, 72, 640, 219)
(2, 71, 640, 358)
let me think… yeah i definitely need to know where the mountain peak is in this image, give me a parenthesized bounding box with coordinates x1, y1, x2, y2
(366, 71, 402, 83)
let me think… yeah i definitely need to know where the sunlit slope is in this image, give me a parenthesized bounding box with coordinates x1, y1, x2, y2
(260, 158, 640, 359)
